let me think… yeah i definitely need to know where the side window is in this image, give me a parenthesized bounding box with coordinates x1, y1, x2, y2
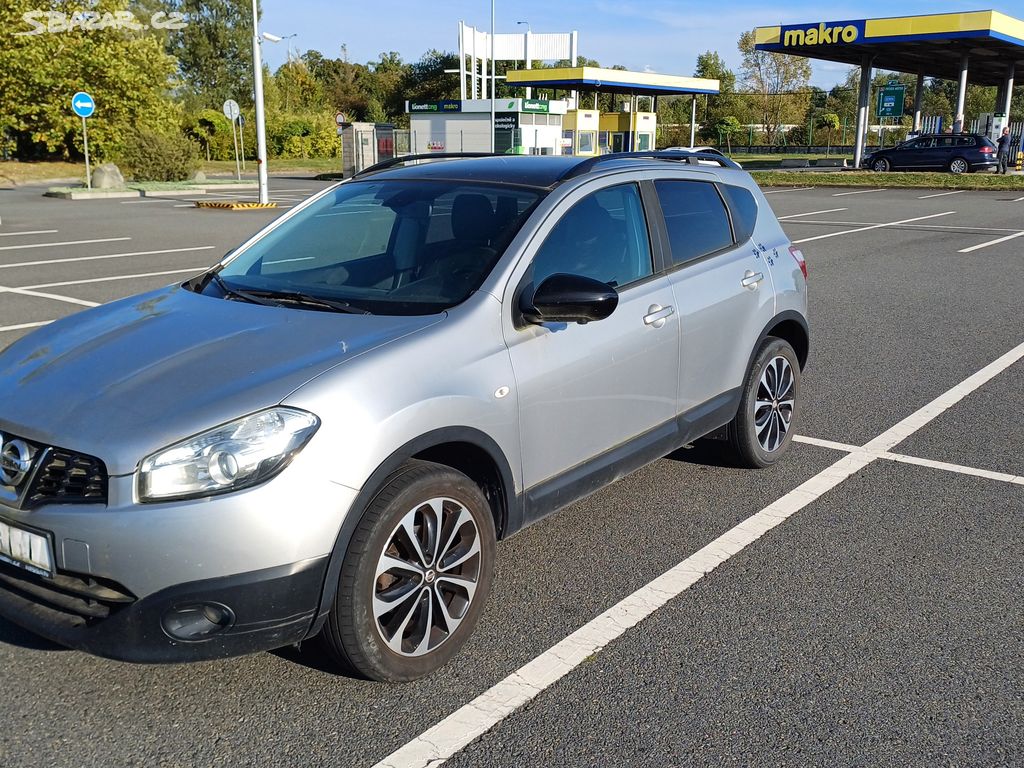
(719, 184, 758, 244)
(654, 180, 734, 266)
(532, 184, 653, 289)
(956, 135, 977, 147)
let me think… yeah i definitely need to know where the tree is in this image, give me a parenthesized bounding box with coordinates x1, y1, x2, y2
(737, 29, 811, 144)
(715, 116, 742, 152)
(817, 112, 840, 154)
(694, 51, 738, 141)
(0, 0, 179, 160)
(169, 0, 257, 109)
(403, 50, 460, 103)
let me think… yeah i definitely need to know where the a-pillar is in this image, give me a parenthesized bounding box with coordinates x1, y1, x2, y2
(953, 53, 969, 132)
(912, 73, 925, 132)
(853, 55, 873, 169)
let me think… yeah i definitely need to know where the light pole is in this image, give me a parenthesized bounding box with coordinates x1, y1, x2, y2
(250, 0, 269, 204)
(490, 0, 496, 152)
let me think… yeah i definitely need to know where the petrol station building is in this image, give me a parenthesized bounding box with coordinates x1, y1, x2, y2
(754, 10, 1024, 167)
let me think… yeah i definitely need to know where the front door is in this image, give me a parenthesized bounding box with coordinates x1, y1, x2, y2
(611, 133, 625, 153)
(504, 182, 680, 493)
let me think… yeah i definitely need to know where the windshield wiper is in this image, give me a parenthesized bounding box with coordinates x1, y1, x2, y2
(242, 288, 372, 315)
(208, 272, 284, 308)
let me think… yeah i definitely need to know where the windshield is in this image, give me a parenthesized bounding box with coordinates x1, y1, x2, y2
(208, 179, 543, 315)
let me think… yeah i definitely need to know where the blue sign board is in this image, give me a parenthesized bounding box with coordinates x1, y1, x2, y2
(71, 92, 95, 118)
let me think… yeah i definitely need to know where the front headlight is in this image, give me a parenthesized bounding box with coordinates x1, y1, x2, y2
(138, 407, 319, 502)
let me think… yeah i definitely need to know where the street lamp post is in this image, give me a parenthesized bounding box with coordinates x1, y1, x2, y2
(490, 0, 496, 153)
(250, 0, 269, 204)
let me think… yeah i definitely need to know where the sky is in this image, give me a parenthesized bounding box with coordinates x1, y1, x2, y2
(259, 0, 1010, 89)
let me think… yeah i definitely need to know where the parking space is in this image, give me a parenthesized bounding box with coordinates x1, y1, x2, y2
(0, 179, 1021, 767)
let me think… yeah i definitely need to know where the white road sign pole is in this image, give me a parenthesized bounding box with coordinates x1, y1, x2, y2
(251, 0, 270, 204)
(239, 116, 246, 172)
(82, 116, 92, 190)
(231, 117, 241, 180)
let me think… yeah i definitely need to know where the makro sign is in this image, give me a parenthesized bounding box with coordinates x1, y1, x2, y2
(781, 20, 864, 46)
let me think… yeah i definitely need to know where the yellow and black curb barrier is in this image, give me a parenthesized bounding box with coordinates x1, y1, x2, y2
(194, 201, 277, 210)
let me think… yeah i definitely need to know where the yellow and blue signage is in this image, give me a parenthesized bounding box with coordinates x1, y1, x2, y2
(756, 10, 1024, 50)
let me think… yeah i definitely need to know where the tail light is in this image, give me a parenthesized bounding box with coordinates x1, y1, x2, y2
(979, 146, 995, 154)
(789, 246, 807, 280)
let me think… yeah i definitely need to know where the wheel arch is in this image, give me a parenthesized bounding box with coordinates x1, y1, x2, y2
(307, 427, 516, 635)
(750, 310, 810, 373)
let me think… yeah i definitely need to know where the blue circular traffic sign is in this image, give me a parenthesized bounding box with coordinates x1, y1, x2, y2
(71, 92, 95, 118)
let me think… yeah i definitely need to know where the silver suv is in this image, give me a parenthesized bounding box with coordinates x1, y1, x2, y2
(0, 152, 808, 681)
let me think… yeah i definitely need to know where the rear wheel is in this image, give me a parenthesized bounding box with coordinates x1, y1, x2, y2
(321, 460, 496, 682)
(948, 157, 970, 174)
(727, 338, 801, 468)
(871, 157, 890, 172)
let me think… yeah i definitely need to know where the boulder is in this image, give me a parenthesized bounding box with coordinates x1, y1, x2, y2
(189, 169, 207, 183)
(92, 162, 124, 189)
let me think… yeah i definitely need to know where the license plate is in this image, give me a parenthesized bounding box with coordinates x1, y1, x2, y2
(0, 519, 54, 578)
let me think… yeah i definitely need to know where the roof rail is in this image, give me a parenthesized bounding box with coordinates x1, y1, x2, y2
(560, 150, 742, 181)
(354, 152, 506, 178)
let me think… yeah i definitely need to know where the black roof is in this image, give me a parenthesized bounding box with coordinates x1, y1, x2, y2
(366, 155, 584, 188)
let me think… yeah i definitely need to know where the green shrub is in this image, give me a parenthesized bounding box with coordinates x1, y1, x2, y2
(119, 126, 200, 181)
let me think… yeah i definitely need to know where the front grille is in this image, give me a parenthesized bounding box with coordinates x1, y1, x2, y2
(0, 560, 135, 628)
(26, 449, 108, 507)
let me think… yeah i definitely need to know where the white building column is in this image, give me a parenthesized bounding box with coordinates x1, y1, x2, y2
(953, 53, 969, 132)
(689, 95, 697, 148)
(1001, 63, 1015, 120)
(853, 55, 873, 169)
(524, 30, 532, 99)
(459, 21, 467, 100)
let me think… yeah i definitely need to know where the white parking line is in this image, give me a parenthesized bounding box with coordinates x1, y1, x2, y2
(0, 230, 59, 238)
(956, 230, 1024, 253)
(0, 320, 53, 333)
(917, 190, 964, 199)
(374, 338, 1024, 768)
(0, 285, 98, 307)
(20, 268, 203, 290)
(0, 237, 130, 252)
(763, 187, 813, 194)
(0, 245, 215, 270)
(782, 220, 1022, 234)
(119, 200, 164, 204)
(776, 208, 848, 220)
(792, 211, 956, 244)
(832, 188, 886, 196)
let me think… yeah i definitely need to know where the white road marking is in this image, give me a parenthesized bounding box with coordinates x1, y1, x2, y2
(374, 339, 1024, 768)
(776, 208, 848, 220)
(0, 237, 130, 252)
(957, 230, 1024, 253)
(0, 320, 53, 333)
(832, 188, 886, 196)
(20, 268, 202, 290)
(1013, 196, 1024, 202)
(792, 211, 956, 244)
(763, 187, 813, 194)
(794, 435, 1024, 486)
(119, 199, 163, 204)
(0, 230, 59, 238)
(0, 245, 215, 271)
(782, 219, 1023, 234)
(917, 190, 964, 199)
(0, 285, 98, 307)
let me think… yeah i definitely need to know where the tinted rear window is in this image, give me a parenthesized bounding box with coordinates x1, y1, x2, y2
(718, 184, 758, 244)
(654, 180, 734, 266)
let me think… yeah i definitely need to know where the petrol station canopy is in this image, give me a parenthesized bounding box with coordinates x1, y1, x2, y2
(506, 67, 720, 96)
(754, 10, 1024, 85)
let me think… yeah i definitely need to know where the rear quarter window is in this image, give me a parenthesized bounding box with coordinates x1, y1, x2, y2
(718, 184, 758, 244)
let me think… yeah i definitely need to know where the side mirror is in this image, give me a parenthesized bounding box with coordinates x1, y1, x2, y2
(522, 273, 619, 325)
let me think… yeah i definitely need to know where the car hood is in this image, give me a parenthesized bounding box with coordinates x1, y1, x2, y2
(0, 286, 442, 474)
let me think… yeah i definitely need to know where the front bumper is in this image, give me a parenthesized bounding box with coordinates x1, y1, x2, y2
(0, 555, 328, 662)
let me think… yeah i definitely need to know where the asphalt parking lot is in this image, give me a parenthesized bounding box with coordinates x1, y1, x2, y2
(1, 177, 1022, 767)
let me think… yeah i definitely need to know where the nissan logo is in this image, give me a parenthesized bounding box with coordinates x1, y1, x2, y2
(0, 437, 34, 487)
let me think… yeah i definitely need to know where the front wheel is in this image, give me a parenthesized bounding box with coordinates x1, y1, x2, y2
(727, 338, 801, 468)
(871, 157, 890, 172)
(321, 460, 496, 682)
(948, 157, 970, 174)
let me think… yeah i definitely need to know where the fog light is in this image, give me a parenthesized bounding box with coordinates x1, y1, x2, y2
(161, 602, 235, 641)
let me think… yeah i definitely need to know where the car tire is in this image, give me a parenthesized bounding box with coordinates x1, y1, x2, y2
(948, 157, 970, 174)
(321, 460, 496, 682)
(727, 337, 801, 469)
(871, 157, 890, 172)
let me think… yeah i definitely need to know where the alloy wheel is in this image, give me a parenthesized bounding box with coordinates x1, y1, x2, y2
(372, 497, 482, 657)
(950, 158, 968, 174)
(754, 355, 795, 453)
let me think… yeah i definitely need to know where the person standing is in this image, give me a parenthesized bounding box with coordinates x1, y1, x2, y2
(997, 126, 1012, 174)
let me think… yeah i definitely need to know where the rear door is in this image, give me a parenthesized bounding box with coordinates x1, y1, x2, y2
(654, 177, 778, 415)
